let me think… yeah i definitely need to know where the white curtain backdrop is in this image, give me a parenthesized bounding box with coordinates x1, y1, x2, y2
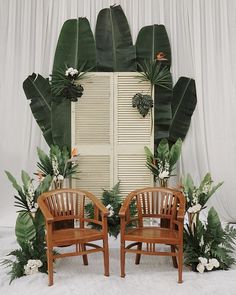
(0, 0, 236, 226)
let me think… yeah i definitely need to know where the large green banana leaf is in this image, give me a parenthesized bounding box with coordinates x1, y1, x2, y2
(51, 97, 71, 149)
(169, 77, 197, 143)
(23, 73, 53, 146)
(154, 85, 173, 146)
(15, 212, 36, 246)
(136, 24, 171, 67)
(95, 5, 136, 71)
(52, 18, 96, 73)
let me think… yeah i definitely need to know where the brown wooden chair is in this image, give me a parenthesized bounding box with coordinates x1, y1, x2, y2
(38, 188, 109, 286)
(119, 187, 185, 283)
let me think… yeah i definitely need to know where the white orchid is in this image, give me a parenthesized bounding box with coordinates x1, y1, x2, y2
(65, 67, 78, 77)
(57, 174, 64, 181)
(24, 259, 43, 275)
(159, 170, 169, 179)
(188, 203, 202, 213)
(209, 258, 220, 268)
(196, 263, 205, 273)
(106, 204, 114, 217)
(198, 257, 208, 266)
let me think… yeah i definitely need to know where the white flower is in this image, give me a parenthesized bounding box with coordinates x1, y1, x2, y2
(57, 174, 64, 181)
(209, 258, 220, 268)
(199, 236, 204, 247)
(188, 203, 202, 213)
(30, 207, 37, 213)
(206, 262, 214, 271)
(196, 263, 205, 273)
(198, 257, 208, 266)
(159, 170, 169, 179)
(24, 259, 43, 275)
(106, 204, 114, 217)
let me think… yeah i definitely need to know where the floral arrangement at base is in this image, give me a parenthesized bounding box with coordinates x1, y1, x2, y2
(85, 182, 136, 238)
(36, 144, 79, 189)
(144, 138, 182, 186)
(182, 173, 236, 272)
(2, 171, 52, 282)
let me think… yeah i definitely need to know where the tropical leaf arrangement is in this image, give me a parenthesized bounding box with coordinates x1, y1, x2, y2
(2, 171, 52, 282)
(132, 93, 153, 117)
(144, 138, 182, 184)
(182, 174, 236, 272)
(85, 182, 136, 238)
(36, 145, 79, 189)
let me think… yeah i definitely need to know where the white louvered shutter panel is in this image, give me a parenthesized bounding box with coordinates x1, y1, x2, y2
(114, 73, 153, 196)
(71, 73, 113, 197)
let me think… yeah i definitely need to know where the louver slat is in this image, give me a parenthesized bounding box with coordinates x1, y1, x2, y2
(115, 73, 153, 196)
(72, 73, 112, 198)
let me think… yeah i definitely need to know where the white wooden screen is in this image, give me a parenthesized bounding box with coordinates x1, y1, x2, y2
(72, 72, 153, 198)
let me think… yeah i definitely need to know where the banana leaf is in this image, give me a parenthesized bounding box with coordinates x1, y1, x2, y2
(52, 18, 96, 73)
(136, 24, 171, 67)
(23, 73, 53, 146)
(95, 4, 136, 71)
(169, 77, 197, 143)
(51, 97, 71, 150)
(15, 212, 36, 246)
(154, 84, 173, 146)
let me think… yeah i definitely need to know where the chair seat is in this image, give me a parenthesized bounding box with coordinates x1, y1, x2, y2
(124, 227, 180, 244)
(52, 228, 104, 246)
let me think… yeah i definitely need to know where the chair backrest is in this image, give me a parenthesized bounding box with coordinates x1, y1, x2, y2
(127, 187, 185, 227)
(38, 189, 89, 221)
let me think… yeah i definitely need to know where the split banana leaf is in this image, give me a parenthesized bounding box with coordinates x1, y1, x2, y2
(136, 24, 171, 67)
(95, 5, 136, 71)
(52, 17, 96, 73)
(23, 73, 53, 146)
(169, 77, 197, 143)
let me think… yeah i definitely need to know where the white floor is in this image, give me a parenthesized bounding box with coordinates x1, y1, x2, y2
(1, 227, 236, 295)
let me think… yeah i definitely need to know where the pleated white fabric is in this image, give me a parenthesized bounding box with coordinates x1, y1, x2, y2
(0, 0, 235, 225)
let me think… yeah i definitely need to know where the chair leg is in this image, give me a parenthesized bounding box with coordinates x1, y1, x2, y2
(47, 247, 53, 286)
(171, 245, 178, 268)
(135, 242, 142, 265)
(81, 244, 88, 265)
(103, 237, 109, 276)
(120, 241, 125, 278)
(178, 245, 183, 284)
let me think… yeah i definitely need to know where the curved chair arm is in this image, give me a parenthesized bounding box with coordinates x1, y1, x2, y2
(119, 192, 137, 217)
(38, 197, 54, 223)
(176, 191, 186, 221)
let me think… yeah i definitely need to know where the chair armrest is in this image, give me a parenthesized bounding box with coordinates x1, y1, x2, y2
(86, 192, 109, 217)
(119, 194, 136, 217)
(37, 198, 54, 223)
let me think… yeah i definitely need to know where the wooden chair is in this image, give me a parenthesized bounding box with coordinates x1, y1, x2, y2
(119, 187, 185, 283)
(37, 188, 109, 286)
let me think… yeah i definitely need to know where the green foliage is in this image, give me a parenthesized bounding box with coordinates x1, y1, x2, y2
(95, 5, 136, 71)
(132, 93, 153, 117)
(86, 182, 136, 238)
(182, 173, 223, 212)
(36, 145, 79, 186)
(3, 171, 53, 282)
(136, 24, 171, 67)
(144, 138, 182, 182)
(23, 73, 53, 146)
(184, 207, 236, 271)
(138, 60, 172, 92)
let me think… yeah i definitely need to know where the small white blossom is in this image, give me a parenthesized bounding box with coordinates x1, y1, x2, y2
(24, 259, 43, 275)
(65, 67, 78, 77)
(159, 170, 169, 179)
(206, 262, 214, 271)
(188, 203, 202, 213)
(198, 257, 208, 266)
(106, 204, 114, 217)
(196, 263, 205, 273)
(209, 258, 220, 268)
(57, 174, 64, 181)
(199, 236, 204, 247)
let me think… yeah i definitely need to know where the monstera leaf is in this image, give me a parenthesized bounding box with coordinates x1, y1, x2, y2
(15, 212, 36, 246)
(95, 5, 136, 71)
(136, 24, 171, 67)
(169, 77, 197, 143)
(52, 17, 96, 74)
(23, 73, 53, 146)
